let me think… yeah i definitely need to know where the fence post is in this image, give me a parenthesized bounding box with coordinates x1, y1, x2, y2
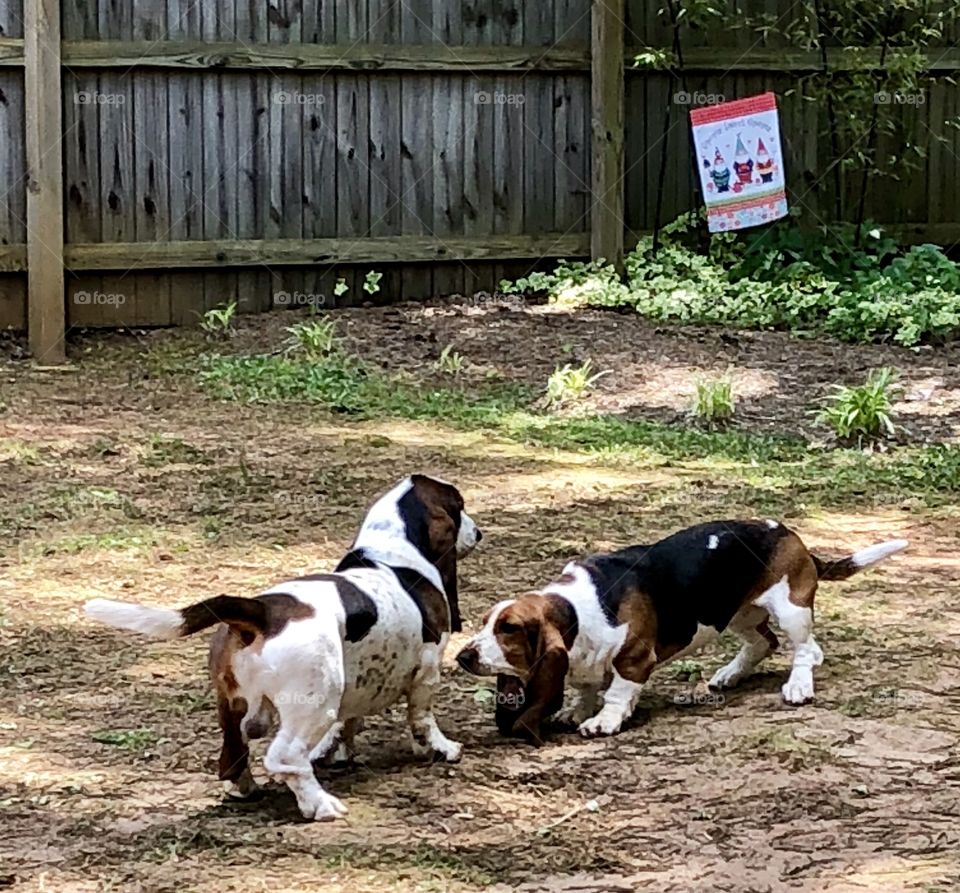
(591, 0, 625, 272)
(24, 0, 66, 363)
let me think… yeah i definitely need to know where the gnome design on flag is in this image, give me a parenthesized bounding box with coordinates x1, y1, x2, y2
(756, 137, 776, 183)
(733, 133, 753, 186)
(709, 148, 730, 193)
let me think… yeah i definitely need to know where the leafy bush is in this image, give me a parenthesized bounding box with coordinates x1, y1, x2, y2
(817, 368, 901, 445)
(693, 376, 735, 426)
(198, 302, 237, 338)
(505, 219, 960, 347)
(435, 345, 465, 375)
(545, 360, 610, 409)
(286, 318, 339, 361)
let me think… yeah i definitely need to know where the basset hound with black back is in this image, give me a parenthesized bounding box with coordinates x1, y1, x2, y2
(85, 474, 480, 821)
(458, 520, 906, 745)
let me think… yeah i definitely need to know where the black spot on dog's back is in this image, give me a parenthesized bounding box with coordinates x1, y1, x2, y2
(293, 572, 378, 642)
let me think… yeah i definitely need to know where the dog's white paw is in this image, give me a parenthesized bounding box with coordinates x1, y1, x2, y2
(782, 676, 815, 705)
(412, 732, 462, 763)
(302, 791, 348, 822)
(578, 713, 622, 738)
(708, 663, 744, 691)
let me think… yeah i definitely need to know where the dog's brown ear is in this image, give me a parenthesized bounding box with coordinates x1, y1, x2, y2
(510, 596, 576, 745)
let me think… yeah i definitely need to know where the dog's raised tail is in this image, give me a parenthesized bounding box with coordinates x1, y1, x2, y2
(85, 595, 274, 640)
(812, 538, 908, 581)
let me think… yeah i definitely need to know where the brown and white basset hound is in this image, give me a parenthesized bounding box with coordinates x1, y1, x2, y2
(457, 520, 906, 744)
(85, 475, 480, 821)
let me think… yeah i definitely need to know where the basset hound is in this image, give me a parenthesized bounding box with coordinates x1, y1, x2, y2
(85, 474, 480, 821)
(457, 520, 906, 744)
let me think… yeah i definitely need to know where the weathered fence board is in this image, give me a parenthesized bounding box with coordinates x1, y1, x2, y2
(6, 0, 960, 339)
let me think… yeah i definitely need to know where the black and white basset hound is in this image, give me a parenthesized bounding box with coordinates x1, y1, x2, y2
(85, 475, 480, 821)
(458, 520, 906, 744)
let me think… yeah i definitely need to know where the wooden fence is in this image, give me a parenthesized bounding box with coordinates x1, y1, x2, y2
(2, 0, 960, 362)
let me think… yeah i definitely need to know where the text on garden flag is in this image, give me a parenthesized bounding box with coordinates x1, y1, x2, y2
(690, 92, 788, 232)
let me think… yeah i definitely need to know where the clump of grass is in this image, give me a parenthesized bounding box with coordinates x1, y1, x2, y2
(435, 344, 465, 375)
(692, 375, 735, 426)
(91, 729, 158, 752)
(286, 318, 339, 361)
(818, 367, 901, 445)
(545, 360, 610, 409)
(198, 302, 237, 338)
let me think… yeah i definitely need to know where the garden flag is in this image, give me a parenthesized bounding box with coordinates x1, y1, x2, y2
(690, 92, 788, 232)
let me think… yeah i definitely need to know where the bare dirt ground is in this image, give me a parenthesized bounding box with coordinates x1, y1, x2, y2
(1, 304, 958, 892)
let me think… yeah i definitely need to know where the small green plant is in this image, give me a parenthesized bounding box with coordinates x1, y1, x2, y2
(545, 360, 610, 409)
(435, 345, 465, 375)
(818, 368, 901, 445)
(693, 376, 735, 426)
(286, 318, 339, 362)
(363, 270, 383, 296)
(198, 302, 237, 338)
(333, 278, 349, 300)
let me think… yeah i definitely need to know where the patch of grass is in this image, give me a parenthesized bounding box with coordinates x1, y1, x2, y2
(818, 367, 901, 446)
(200, 352, 527, 425)
(142, 435, 211, 467)
(286, 318, 338, 361)
(0, 438, 42, 465)
(435, 344, 465, 375)
(545, 359, 610, 409)
(197, 348, 960, 508)
(736, 728, 832, 769)
(664, 659, 703, 682)
(693, 376, 735, 426)
(91, 729, 158, 751)
(41, 529, 158, 555)
(198, 302, 237, 338)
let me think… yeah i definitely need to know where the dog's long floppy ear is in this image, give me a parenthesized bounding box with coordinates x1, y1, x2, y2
(434, 548, 461, 633)
(511, 596, 577, 746)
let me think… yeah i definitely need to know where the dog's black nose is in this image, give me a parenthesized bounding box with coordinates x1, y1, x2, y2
(475, 528, 483, 543)
(456, 646, 480, 674)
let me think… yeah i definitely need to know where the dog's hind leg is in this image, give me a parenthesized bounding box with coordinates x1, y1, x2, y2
(265, 687, 346, 821)
(407, 644, 462, 762)
(755, 575, 823, 705)
(708, 606, 779, 691)
(217, 694, 261, 801)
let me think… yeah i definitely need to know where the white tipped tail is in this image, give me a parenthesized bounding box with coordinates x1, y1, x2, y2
(85, 598, 183, 639)
(851, 539, 909, 569)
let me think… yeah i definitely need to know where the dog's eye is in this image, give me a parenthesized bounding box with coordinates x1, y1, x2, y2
(499, 621, 521, 635)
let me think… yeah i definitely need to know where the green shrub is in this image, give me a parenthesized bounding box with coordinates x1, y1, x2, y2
(692, 376, 735, 426)
(435, 345, 465, 375)
(818, 368, 901, 445)
(198, 302, 237, 338)
(545, 360, 610, 409)
(504, 219, 960, 347)
(286, 318, 339, 361)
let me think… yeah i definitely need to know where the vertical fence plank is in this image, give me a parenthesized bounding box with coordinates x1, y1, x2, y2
(591, 0, 624, 269)
(25, 0, 65, 361)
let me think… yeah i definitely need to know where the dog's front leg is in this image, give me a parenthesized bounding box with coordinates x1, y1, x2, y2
(406, 644, 462, 762)
(553, 684, 601, 727)
(578, 671, 644, 738)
